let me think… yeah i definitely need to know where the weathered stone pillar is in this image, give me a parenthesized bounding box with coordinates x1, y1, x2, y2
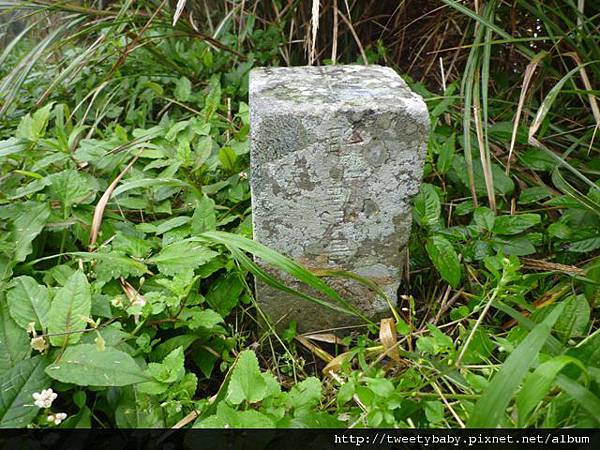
(249, 65, 428, 333)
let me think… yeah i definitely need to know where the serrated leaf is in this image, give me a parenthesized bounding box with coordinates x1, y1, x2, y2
(174, 76, 192, 102)
(12, 202, 51, 262)
(226, 350, 267, 405)
(94, 252, 148, 283)
(191, 195, 216, 234)
(195, 403, 275, 428)
(45, 344, 150, 386)
(147, 241, 218, 276)
(179, 309, 224, 330)
(147, 347, 185, 384)
(47, 169, 96, 208)
(0, 299, 30, 375)
(0, 356, 50, 427)
(492, 213, 541, 235)
(6, 276, 49, 330)
(426, 235, 461, 288)
(285, 377, 321, 411)
(47, 271, 91, 347)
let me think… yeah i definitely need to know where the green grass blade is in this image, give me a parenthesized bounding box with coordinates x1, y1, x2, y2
(228, 246, 362, 319)
(468, 302, 565, 427)
(517, 355, 588, 426)
(199, 231, 372, 324)
(556, 374, 600, 424)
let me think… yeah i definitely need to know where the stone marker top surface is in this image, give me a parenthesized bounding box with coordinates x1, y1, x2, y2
(250, 65, 425, 115)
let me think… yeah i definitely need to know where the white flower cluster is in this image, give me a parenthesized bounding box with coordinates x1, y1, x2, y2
(32, 388, 57, 409)
(47, 413, 67, 425)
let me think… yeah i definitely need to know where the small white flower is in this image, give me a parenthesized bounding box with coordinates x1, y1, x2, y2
(32, 388, 58, 408)
(47, 412, 67, 425)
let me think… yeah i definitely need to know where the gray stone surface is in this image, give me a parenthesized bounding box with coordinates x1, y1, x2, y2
(249, 65, 429, 333)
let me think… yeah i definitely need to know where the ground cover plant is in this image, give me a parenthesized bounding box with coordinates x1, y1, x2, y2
(0, 0, 598, 428)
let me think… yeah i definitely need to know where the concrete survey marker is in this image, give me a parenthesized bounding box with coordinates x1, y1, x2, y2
(249, 65, 429, 332)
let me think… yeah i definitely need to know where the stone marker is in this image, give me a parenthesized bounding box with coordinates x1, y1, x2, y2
(249, 65, 429, 333)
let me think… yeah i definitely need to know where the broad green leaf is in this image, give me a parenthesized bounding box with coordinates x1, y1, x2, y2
(205, 272, 244, 316)
(365, 377, 395, 397)
(0, 356, 50, 427)
(179, 309, 224, 330)
(154, 216, 190, 235)
(47, 271, 91, 347)
(15, 103, 53, 141)
(112, 178, 202, 199)
(0, 299, 30, 375)
(150, 335, 199, 363)
(453, 157, 514, 195)
(147, 241, 218, 276)
(426, 235, 461, 288)
(195, 403, 275, 428)
(492, 236, 537, 256)
(424, 400, 445, 425)
(517, 355, 587, 425)
(413, 183, 441, 228)
(468, 303, 564, 427)
(226, 350, 267, 405)
(191, 195, 217, 235)
(202, 74, 221, 121)
(92, 252, 148, 282)
(174, 76, 192, 102)
(219, 147, 237, 172)
(47, 169, 96, 208)
(146, 347, 185, 384)
(519, 186, 551, 204)
(12, 202, 51, 262)
(555, 295, 590, 339)
(568, 237, 600, 253)
(492, 213, 541, 235)
(46, 344, 150, 386)
(69, 251, 148, 282)
(0, 255, 13, 284)
(473, 206, 495, 231)
(437, 134, 455, 174)
(6, 276, 49, 331)
(286, 377, 322, 411)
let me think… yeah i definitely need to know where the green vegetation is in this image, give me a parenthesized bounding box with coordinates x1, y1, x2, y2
(0, 0, 598, 428)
